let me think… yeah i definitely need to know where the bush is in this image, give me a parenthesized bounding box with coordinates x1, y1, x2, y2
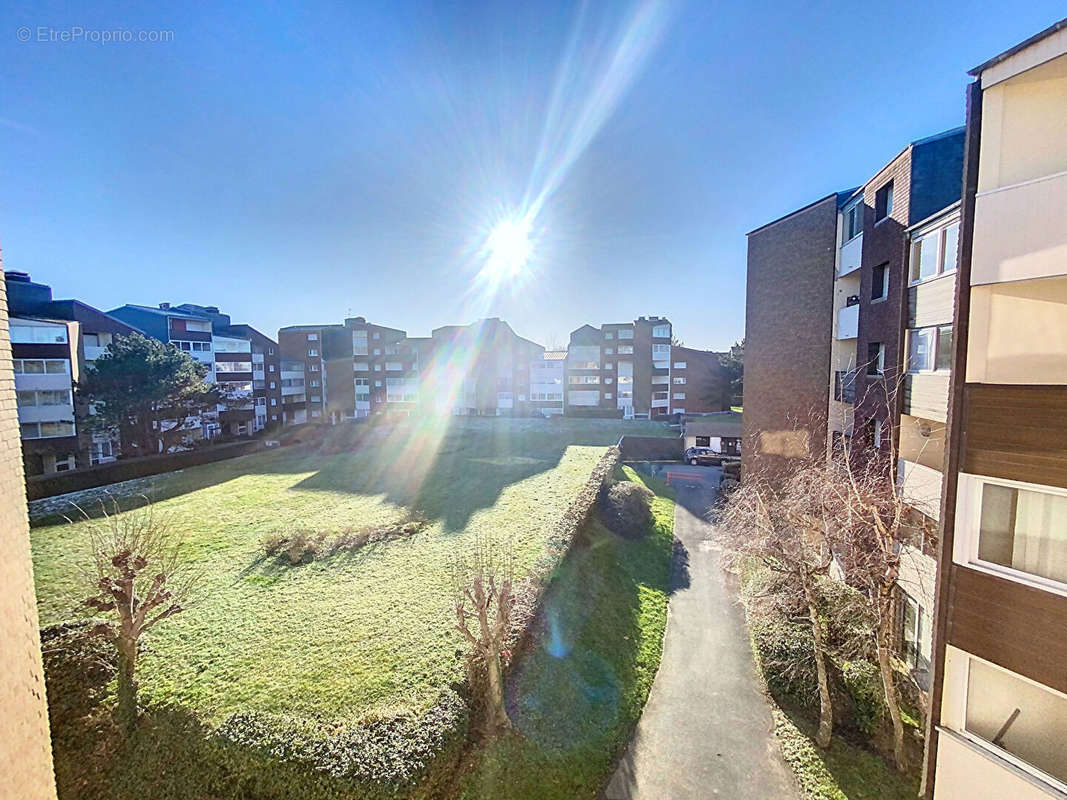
(751, 616, 819, 709)
(841, 660, 885, 738)
(285, 531, 321, 565)
(262, 532, 287, 556)
(600, 481, 654, 538)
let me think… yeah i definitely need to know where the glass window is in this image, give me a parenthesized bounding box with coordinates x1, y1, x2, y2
(842, 202, 863, 242)
(866, 342, 884, 376)
(11, 324, 67, 344)
(941, 223, 959, 273)
(910, 235, 939, 283)
(652, 325, 671, 338)
(617, 329, 633, 340)
(45, 360, 68, 374)
(872, 262, 889, 300)
(17, 391, 37, 406)
(875, 181, 894, 221)
(673, 377, 686, 384)
(22, 360, 44, 374)
(966, 658, 1067, 787)
(40, 421, 75, 437)
(673, 362, 687, 369)
(978, 483, 1067, 585)
(935, 325, 953, 371)
(908, 329, 934, 372)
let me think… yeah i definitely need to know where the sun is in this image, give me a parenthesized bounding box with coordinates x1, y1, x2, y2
(482, 216, 533, 279)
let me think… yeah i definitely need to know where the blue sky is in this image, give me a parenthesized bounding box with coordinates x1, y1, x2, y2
(3, 1, 1063, 351)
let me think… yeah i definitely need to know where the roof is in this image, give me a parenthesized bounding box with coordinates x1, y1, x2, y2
(542, 350, 568, 361)
(747, 190, 855, 236)
(109, 303, 205, 321)
(683, 411, 743, 438)
(970, 16, 1067, 76)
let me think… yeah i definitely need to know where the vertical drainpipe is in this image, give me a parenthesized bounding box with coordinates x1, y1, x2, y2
(919, 76, 982, 800)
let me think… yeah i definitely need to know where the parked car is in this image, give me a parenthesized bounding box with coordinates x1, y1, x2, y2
(684, 447, 722, 466)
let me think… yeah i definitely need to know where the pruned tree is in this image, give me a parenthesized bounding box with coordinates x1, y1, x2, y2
(71, 497, 198, 732)
(719, 457, 838, 748)
(453, 535, 522, 733)
(824, 372, 938, 772)
(79, 333, 226, 456)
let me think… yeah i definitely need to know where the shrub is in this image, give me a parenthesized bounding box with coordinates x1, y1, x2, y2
(841, 660, 885, 737)
(600, 480, 654, 538)
(285, 531, 319, 565)
(262, 532, 288, 556)
(751, 616, 819, 709)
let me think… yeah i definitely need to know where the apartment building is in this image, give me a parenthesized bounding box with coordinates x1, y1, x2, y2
(347, 317, 420, 418)
(277, 324, 342, 423)
(828, 129, 964, 454)
(563, 316, 673, 419)
(426, 317, 542, 416)
(744, 192, 850, 477)
(6, 272, 139, 474)
(667, 345, 729, 416)
(924, 19, 1067, 800)
(279, 358, 307, 425)
(529, 350, 565, 417)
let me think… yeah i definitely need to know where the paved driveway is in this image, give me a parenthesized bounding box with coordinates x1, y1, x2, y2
(604, 466, 798, 800)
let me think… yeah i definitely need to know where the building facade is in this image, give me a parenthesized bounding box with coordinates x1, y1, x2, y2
(667, 345, 729, 416)
(924, 19, 1067, 800)
(277, 324, 342, 423)
(7, 272, 139, 474)
(529, 350, 566, 416)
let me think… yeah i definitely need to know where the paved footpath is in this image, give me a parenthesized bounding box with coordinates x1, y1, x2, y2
(604, 466, 799, 800)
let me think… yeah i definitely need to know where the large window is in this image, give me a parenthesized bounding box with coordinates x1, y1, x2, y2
(872, 262, 889, 301)
(652, 324, 671, 338)
(964, 657, 1067, 789)
(16, 390, 71, 407)
(909, 220, 960, 284)
(866, 342, 885, 376)
(568, 375, 600, 385)
(616, 329, 633, 340)
(216, 361, 252, 373)
(907, 325, 952, 373)
(20, 421, 76, 439)
(976, 481, 1067, 586)
(14, 358, 69, 374)
(10, 323, 68, 344)
(875, 181, 894, 221)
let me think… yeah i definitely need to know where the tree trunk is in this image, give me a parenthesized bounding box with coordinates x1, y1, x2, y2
(876, 615, 907, 771)
(116, 634, 139, 734)
(484, 642, 509, 732)
(803, 574, 833, 749)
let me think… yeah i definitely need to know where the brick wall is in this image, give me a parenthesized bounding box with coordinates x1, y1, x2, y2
(0, 265, 58, 799)
(744, 194, 839, 478)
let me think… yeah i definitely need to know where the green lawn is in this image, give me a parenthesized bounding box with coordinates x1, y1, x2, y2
(456, 467, 676, 799)
(32, 416, 673, 797)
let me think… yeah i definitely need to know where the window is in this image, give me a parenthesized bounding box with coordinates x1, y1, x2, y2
(604, 363, 613, 370)
(308, 363, 319, 372)
(568, 375, 600, 385)
(875, 181, 893, 221)
(605, 377, 613, 384)
(673, 361, 687, 369)
(900, 592, 921, 670)
(373, 348, 382, 355)
(385, 362, 403, 371)
(14, 359, 69, 375)
(184, 319, 211, 332)
(374, 364, 382, 371)
(617, 329, 633, 340)
(673, 377, 686, 385)
(310, 380, 320, 387)
(872, 262, 889, 301)
(11, 323, 68, 344)
(974, 480, 1067, 587)
(16, 390, 71, 407)
(604, 348, 613, 355)
(907, 325, 952, 373)
(308, 349, 318, 357)
(307, 333, 318, 341)
(908, 328, 934, 372)
(866, 342, 884, 376)
(604, 392, 613, 399)
(673, 392, 685, 400)
(604, 332, 614, 340)
(963, 656, 1067, 789)
(268, 347, 275, 355)
(216, 361, 253, 373)
(909, 221, 960, 283)
(372, 332, 380, 340)
(842, 201, 863, 242)
(20, 421, 76, 439)
(269, 381, 276, 389)
(872, 418, 884, 448)
(652, 344, 670, 357)
(311, 410, 321, 418)
(354, 362, 369, 371)
(941, 222, 959, 274)
(652, 324, 671, 338)
(311, 395, 321, 402)
(617, 345, 634, 355)
(269, 364, 275, 372)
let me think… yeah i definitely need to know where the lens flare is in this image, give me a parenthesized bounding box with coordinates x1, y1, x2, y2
(482, 216, 533, 279)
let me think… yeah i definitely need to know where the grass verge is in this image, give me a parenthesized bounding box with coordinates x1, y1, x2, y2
(454, 467, 675, 800)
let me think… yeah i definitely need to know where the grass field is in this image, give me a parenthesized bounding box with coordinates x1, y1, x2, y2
(456, 467, 676, 799)
(32, 416, 673, 796)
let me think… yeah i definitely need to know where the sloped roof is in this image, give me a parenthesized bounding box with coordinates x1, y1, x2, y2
(683, 411, 743, 438)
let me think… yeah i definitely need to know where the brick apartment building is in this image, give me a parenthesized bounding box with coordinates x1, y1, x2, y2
(277, 323, 343, 423)
(6, 272, 139, 475)
(563, 316, 675, 418)
(0, 263, 58, 799)
(667, 345, 729, 416)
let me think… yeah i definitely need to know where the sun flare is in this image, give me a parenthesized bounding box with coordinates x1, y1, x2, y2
(482, 216, 533, 279)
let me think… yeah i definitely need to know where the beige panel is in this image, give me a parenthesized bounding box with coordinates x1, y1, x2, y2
(981, 25, 1067, 88)
(971, 169, 1067, 286)
(898, 458, 943, 519)
(966, 277, 1067, 384)
(758, 429, 808, 458)
(0, 270, 58, 799)
(904, 373, 950, 423)
(899, 413, 946, 470)
(908, 274, 956, 328)
(934, 732, 1061, 800)
(978, 53, 1067, 191)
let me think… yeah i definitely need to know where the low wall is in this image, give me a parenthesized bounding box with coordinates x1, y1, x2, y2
(617, 435, 683, 461)
(26, 439, 269, 501)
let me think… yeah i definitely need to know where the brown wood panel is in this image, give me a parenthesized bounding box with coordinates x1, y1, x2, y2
(946, 565, 1067, 695)
(961, 383, 1067, 488)
(908, 274, 956, 328)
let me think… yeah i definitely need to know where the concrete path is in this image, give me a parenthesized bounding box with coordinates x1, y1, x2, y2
(604, 466, 798, 800)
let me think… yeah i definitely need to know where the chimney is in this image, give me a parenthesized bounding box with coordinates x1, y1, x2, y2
(4, 271, 31, 283)
(205, 306, 219, 314)
(159, 302, 171, 310)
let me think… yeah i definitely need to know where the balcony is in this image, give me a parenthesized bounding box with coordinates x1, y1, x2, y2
(839, 232, 863, 277)
(972, 170, 1067, 285)
(837, 303, 859, 339)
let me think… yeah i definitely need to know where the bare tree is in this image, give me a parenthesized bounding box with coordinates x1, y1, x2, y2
(454, 535, 521, 733)
(719, 458, 837, 748)
(824, 373, 938, 772)
(71, 497, 198, 733)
